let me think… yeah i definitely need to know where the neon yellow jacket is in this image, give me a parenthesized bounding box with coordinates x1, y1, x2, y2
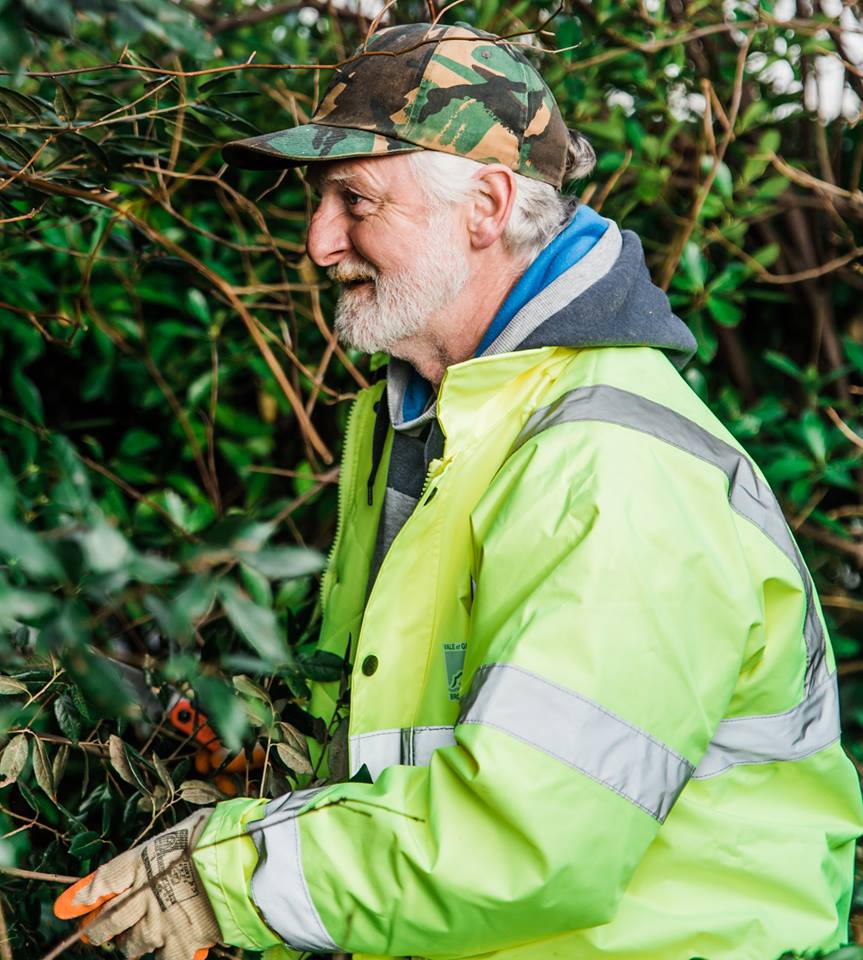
(193, 343, 863, 960)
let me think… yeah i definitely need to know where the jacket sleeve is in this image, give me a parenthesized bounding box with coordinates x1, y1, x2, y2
(195, 419, 762, 958)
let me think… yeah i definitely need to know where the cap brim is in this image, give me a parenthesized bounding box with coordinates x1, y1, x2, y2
(222, 122, 423, 170)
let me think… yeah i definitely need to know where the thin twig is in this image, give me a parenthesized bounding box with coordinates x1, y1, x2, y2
(769, 152, 863, 208)
(0, 866, 79, 884)
(0, 895, 11, 960)
(706, 227, 863, 285)
(658, 30, 753, 289)
(821, 595, 863, 613)
(826, 407, 863, 451)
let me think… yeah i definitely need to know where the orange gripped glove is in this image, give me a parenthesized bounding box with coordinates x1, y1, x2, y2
(54, 809, 219, 960)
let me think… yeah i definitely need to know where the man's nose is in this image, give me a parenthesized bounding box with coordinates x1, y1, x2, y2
(306, 200, 351, 267)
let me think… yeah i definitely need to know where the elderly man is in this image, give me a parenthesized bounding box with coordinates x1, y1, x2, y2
(55, 21, 862, 960)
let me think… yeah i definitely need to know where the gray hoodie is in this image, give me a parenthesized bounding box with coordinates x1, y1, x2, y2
(366, 216, 697, 587)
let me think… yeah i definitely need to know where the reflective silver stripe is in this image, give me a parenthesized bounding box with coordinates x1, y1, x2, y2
(249, 786, 339, 953)
(513, 382, 839, 775)
(514, 384, 826, 691)
(350, 725, 456, 780)
(694, 673, 840, 779)
(459, 663, 691, 822)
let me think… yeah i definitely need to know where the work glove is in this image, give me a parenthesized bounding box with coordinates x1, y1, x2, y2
(54, 808, 221, 960)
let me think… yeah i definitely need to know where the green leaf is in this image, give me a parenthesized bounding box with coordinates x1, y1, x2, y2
(706, 296, 743, 327)
(219, 580, 289, 665)
(701, 157, 733, 199)
(144, 593, 192, 642)
(239, 562, 272, 608)
(32, 736, 55, 801)
(757, 129, 781, 155)
(58, 640, 136, 718)
(50, 436, 92, 512)
(754, 176, 789, 200)
(707, 263, 748, 295)
(206, 517, 274, 551)
(53, 80, 76, 120)
(118, 428, 160, 457)
(68, 830, 102, 859)
(291, 461, 316, 497)
(736, 98, 769, 134)
(145, 575, 214, 640)
(108, 733, 136, 786)
(681, 242, 707, 290)
(127, 553, 180, 584)
(78, 515, 133, 574)
(22, 0, 75, 36)
(0, 13, 33, 72)
(63, 131, 111, 170)
(751, 243, 780, 268)
(0, 734, 29, 788)
(11, 369, 43, 424)
(0, 517, 64, 581)
(179, 779, 225, 804)
(241, 547, 325, 581)
(764, 351, 804, 381)
(275, 740, 313, 775)
(193, 675, 249, 753)
(0, 676, 27, 695)
(684, 367, 708, 402)
(152, 753, 174, 797)
(0, 86, 41, 119)
(298, 650, 345, 683)
(232, 674, 272, 705)
(844, 338, 863, 374)
(115, 0, 217, 59)
(52, 743, 69, 791)
(766, 455, 813, 483)
(800, 411, 827, 465)
(54, 694, 81, 743)
(186, 287, 211, 325)
(690, 313, 717, 364)
(0, 132, 34, 165)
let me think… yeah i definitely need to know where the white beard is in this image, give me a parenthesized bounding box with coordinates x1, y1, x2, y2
(329, 211, 469, 356)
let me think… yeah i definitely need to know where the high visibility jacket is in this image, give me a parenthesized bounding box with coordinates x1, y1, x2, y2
(194, 343, 863, 960)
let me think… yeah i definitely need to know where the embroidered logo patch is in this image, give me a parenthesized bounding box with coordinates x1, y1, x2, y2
(443, 642, 467, 701)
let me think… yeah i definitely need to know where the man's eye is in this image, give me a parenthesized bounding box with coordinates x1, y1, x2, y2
(345, 191, 365, 207)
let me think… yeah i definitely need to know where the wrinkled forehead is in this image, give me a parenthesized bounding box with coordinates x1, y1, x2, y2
(306, 153, 419, 193)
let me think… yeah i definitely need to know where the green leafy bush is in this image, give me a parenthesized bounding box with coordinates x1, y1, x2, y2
(0, 0, 861, 955)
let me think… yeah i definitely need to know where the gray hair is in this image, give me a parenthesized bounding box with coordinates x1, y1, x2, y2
(408, 130, 596, 264)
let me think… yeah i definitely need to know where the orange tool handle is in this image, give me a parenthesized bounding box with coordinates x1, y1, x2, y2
(169, 698, 221, 751)
(170, 697, 266, 777)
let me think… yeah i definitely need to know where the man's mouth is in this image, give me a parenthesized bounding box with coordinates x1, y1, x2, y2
(341, 277, 373, 290)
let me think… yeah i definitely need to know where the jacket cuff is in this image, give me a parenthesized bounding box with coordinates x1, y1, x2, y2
(192, 797, 283, 951)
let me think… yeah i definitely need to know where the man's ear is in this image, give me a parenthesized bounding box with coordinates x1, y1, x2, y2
(466, 164, 516, 250)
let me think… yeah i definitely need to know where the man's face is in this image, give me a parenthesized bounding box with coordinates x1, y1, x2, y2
(306, 154, 469, 356)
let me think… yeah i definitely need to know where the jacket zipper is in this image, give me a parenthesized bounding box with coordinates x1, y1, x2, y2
(319, 392, 364, 613)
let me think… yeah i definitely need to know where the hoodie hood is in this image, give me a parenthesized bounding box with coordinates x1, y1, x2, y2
(364, 209, 697, 590)
(387, 207, 696, 433)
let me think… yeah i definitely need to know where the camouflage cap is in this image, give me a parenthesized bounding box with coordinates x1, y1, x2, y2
(222, 22, 570, 188)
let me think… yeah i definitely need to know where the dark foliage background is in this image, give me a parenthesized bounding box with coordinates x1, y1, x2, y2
(0, 0, 861, 956)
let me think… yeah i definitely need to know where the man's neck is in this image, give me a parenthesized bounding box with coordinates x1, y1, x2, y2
(393, 254, 526, 386)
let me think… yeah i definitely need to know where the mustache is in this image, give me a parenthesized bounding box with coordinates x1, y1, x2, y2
(327, 259, 378, 284)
